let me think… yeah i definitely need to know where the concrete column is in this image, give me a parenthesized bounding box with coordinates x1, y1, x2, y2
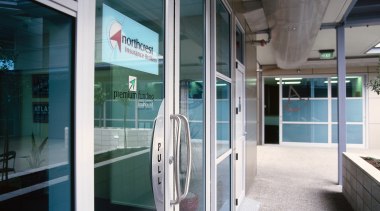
(336, 24, 347, 186)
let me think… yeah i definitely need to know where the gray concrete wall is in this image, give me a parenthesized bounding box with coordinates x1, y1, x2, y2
(245, 39, 258, 191)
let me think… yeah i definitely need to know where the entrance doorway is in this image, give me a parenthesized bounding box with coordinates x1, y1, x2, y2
(264, 78, 279, 144)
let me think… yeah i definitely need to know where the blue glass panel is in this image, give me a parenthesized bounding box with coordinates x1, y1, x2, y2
(331, 99, 363, 122)
(282, 99, 328, 122)
(332, 124, 363, 144)
(283, 124, 328, 143)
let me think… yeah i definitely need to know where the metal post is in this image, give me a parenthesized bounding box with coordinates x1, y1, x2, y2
(336, 24, 347, 186)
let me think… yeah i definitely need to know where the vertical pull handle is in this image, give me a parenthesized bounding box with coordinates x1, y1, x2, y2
(170, 115, 181, 205)
(176, 114, 192, 201)
(170, 114, 192, 205)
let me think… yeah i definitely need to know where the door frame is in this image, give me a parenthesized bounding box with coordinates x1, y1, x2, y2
(234, 61, 246, 210)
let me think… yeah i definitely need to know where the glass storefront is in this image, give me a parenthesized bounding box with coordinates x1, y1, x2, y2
(280, 76, 365, 145)
(0, 1, 74, 210)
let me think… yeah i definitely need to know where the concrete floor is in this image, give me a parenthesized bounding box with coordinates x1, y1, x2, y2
(245, 145, 364, 211)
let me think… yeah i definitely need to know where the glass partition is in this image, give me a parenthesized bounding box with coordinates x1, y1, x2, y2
(280, 76, 364, 145)
(0, 1, 74, 209)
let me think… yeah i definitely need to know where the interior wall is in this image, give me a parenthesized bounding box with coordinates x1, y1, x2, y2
(367, 72, 380, 149)
(261, 65, 380, 149)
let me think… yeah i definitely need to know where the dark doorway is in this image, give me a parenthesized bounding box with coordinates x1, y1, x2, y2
(264, 78, 279, 144)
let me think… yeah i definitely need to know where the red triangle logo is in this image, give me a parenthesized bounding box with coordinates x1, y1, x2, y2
(110, 29, 122, 51)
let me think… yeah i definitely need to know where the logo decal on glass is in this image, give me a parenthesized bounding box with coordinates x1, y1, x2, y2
(109, 21, 122, 52)
(129, 76, 137, 92)
(102, 4, 160, 75)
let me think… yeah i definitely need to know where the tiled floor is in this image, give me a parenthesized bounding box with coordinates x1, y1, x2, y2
(243, 145, 380, 211)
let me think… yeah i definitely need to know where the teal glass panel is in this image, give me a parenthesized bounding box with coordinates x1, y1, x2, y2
(332, 124, 363, 144)
(283, 124, 328, 143)
(331, 99, 363, 122)
(217, 156, 231, 211)
(0, 1, 74, 209)
(217, 79, 231, 157)
(282, 99, 328, 122)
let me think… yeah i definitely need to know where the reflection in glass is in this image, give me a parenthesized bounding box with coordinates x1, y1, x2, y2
(282, 78, 328, 98)
(0, 1, 73, 209)
(217, 156, 231, 211)
(216, 0, 231, 77)
(179, 0, 206, 210)
(331, 76, 363, 97)
(217, 79, 231, 157)
(94, 1, 164, 210)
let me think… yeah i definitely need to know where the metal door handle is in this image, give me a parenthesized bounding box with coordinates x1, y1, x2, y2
(170, 114, 192, 205)
(170, 115, 181, 205)
(176, 114, 192, 201)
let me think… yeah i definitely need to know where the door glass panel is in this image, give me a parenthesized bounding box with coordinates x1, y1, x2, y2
(216, 0, 231, 77)
(94, 1, 164, 210)
(236, 27, 244, 64)
(217, 156, 231, 211)
(217, 79, 231, 157)
(179, 0, 205, 210)
(0, 1, 74, 210)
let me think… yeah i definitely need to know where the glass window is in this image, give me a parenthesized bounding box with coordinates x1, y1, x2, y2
(236, 26, 244, 64)
(217, 79, 231, 157)
(0, 1, 74, 210)
(216, 0, 231, 77)
(217, 156, 231, 211)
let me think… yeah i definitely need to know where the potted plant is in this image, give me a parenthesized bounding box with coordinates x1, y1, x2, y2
(366, 56, 380, 95)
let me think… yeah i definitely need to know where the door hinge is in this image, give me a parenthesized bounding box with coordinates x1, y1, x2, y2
(236, 107, 239, 114)
(235, 198, 238, 206)
(235, 153, 238, 161)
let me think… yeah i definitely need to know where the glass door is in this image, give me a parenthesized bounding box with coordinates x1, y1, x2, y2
(94, 1, 169, 210)
(93, 0, 198, 210)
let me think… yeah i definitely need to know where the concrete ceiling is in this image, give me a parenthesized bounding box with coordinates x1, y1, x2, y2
(246, 0, 380, 69)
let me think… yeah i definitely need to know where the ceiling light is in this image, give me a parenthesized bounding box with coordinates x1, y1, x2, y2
(375, 42, 380, 48)
(275, 78, 302, 81)
(277, 81, 301, 85)
(325, 80, 350, 84)
(365, 48, 380, 54)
